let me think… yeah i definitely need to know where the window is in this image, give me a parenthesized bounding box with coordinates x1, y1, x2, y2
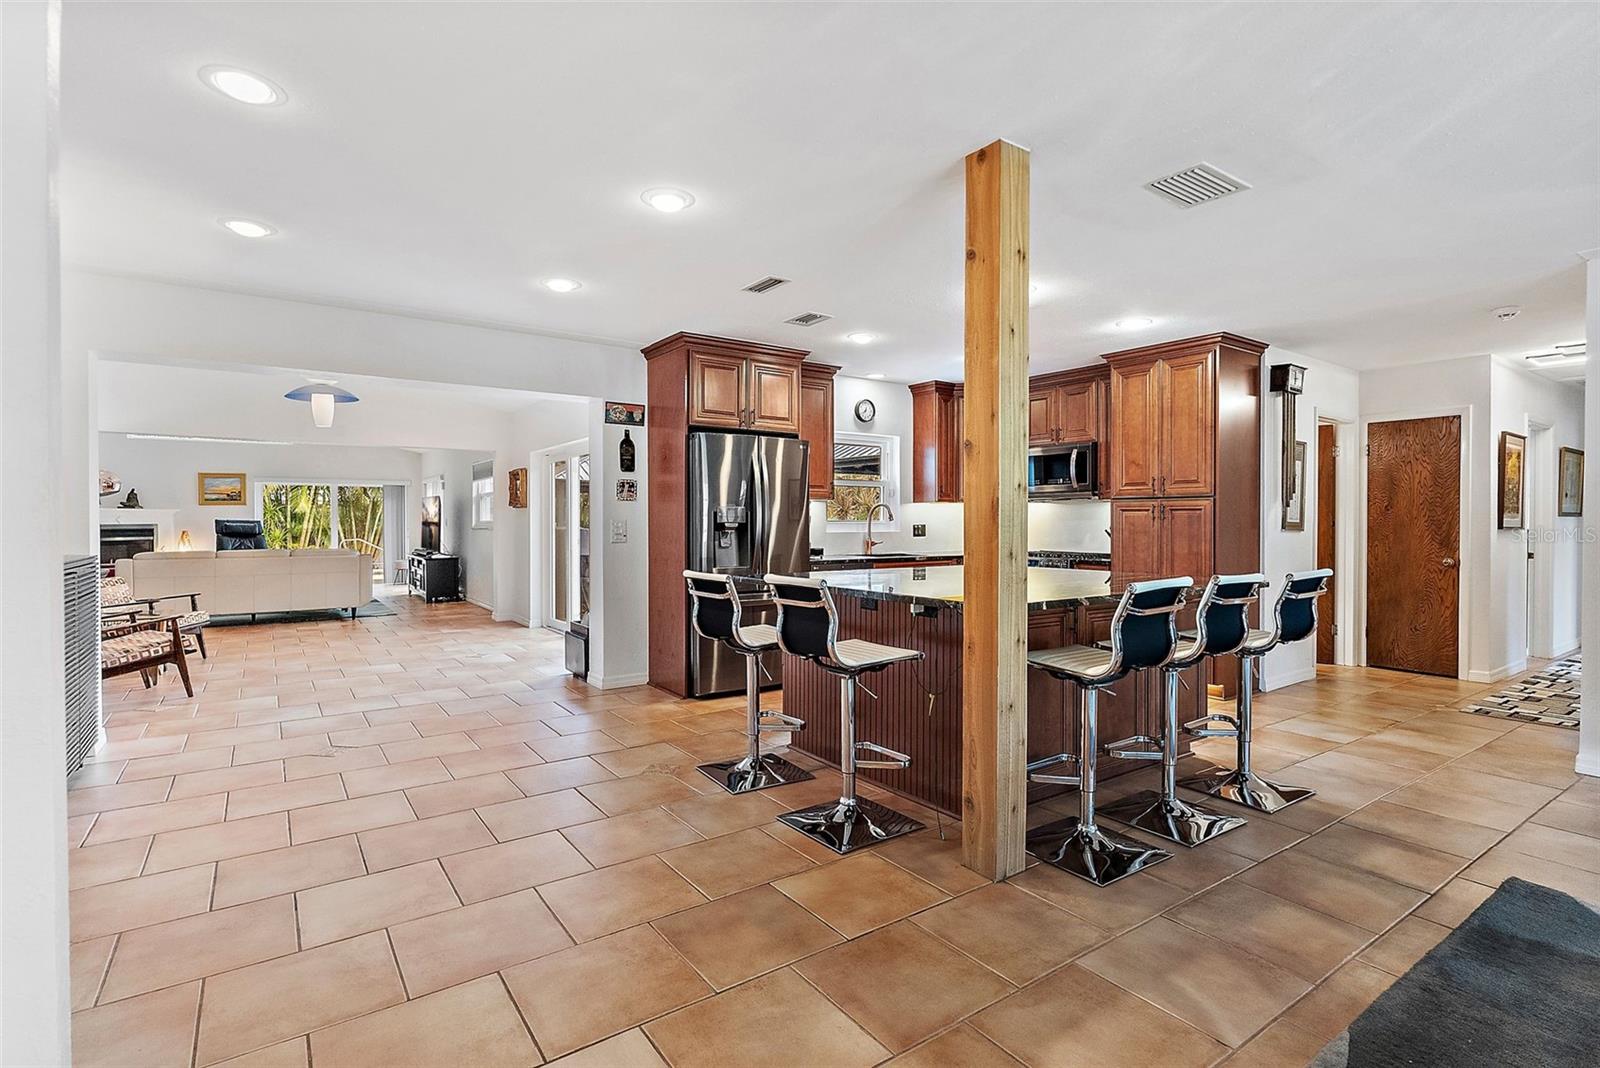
(826, 433, 899, 528)
(471, 461, 494, 528)
(260, 484, 333, 548)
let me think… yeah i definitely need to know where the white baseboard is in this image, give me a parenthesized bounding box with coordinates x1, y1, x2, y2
(590, 671, 649, 690)
(466, 597, 494, 612)
(1259, 664, 1317, 692)
(1548, 639, 1581, 659)
(1466, 659, 1527, 684)
(1576, 752, 1600, 779)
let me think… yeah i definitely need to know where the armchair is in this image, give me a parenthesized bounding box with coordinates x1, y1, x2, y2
(100, 613, 194, 697)
(101, 575, 211, 658)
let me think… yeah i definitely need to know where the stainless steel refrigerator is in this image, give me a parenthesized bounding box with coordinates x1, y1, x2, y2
(687, 431, 811, 697)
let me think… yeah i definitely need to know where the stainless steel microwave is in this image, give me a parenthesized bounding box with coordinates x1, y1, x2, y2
(1027, 441, 1098, 499)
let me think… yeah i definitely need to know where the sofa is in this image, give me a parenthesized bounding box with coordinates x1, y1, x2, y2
(116, 548, 375, 619)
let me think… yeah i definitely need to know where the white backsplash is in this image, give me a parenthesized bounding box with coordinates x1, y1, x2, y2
(809, 499, 1111, 557)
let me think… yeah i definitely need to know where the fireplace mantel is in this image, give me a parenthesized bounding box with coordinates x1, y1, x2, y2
(99, 508, 181, 551)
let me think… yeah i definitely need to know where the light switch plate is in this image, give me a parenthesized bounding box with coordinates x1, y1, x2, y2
(609, 519, 627, 543)
(912, 524, 926, 538)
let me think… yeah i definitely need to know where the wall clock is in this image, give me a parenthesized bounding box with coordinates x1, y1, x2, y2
(854, 398, 876, 423)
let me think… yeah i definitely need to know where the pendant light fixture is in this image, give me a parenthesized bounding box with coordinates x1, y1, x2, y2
(284, 381, 359, 428)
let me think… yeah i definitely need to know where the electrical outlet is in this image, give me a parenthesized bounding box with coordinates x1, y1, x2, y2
(912, 523, 926, 538)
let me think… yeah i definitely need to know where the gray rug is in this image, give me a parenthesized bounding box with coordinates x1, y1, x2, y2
(207, 599, 397, 626)
(1459, 655, 1581, 729)
(1313, 877, 1600, 1067)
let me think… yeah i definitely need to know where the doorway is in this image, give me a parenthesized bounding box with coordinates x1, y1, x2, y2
(1316, 421, 1337, 665)
(1365, 414, 1463, 676)
(544, 446, 591, 631)
(1525, 422, 1555, 660)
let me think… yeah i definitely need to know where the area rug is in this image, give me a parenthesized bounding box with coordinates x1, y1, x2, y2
(1458, 655, 1581, 729)
(207, 599, 397, 626)
(1312, 878, 1600, 1068)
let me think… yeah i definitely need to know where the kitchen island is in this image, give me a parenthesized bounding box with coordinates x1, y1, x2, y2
(779, 565, 1207, 818)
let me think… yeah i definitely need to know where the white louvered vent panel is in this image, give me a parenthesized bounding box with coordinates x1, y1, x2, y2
(785, 312, 833, 327)
(1146, 163, 1250, 208)
(64, 555, 103, 773)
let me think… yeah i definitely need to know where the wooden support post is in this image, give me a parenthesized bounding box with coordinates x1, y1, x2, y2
(961, 139, 1030, 880)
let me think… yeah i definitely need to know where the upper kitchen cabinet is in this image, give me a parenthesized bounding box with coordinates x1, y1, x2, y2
(799, 362, 839, 499)
(1027, 365, 1107, 446)
(1104, 333, 1263, 499)
(644, 333, 808, 434)
(909, 380, 964, 502)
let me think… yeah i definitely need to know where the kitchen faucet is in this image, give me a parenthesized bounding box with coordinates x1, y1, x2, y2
(863, 503, 894, 555)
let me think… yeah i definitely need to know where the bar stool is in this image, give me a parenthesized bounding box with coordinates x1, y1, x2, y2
(1099, 574, 1267, 847)
(1026, 576, 1191, 886)
(764, 573, 925, 854)
(683, 571, 815, 794)
(1179, 568, 1333, 813)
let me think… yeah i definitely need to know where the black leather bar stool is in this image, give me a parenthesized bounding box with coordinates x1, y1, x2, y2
(1100, 574, 1266, 847)
(764, 573, 925, 853)
(683, 570, 814, 794)
(1180, 568, 1333, 813)
(1025, 576, 1190, 886)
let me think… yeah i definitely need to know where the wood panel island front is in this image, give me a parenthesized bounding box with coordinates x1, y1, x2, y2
(780, 565, 1206, 818)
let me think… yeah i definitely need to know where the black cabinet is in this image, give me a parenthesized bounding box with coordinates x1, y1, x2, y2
(408, 551, 461, 604)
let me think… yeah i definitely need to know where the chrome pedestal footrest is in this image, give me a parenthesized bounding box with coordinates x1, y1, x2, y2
(778, 796, 924, 854)
(697, 752, 815, 795)
(758, 711, 805, 732)
(1025, 816, 1171, 886)
(1177, 766, 1315, 813)
(853, 740, 911, 770)
(1098, 789, 1247, 847)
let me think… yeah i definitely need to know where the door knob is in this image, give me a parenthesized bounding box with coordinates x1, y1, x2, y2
(1441, 557, 1457, 568)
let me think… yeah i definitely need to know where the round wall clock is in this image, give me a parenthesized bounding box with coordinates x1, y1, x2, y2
(854, 398, 876, 423)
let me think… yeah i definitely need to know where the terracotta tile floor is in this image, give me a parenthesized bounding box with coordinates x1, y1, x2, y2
(68, 598, 1596, 1067)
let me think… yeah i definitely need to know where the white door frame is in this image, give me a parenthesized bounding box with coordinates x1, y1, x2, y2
(1525, 420, 1557, 660)
(1357, 404, 1473, 680)
(536, 438, 587, 631)
(1314, 412, 1360, 666)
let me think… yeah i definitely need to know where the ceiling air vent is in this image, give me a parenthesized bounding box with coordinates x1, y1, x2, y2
(742, 276, 790, 294)
(784, 312, 833, 327)
(1146, 163, 1250, 208)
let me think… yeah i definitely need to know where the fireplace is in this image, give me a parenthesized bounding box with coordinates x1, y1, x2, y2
(100, 524, 156, 569)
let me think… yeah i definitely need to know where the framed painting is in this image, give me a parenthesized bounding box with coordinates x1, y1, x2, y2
(507, 467, 528, 509)
(1498, 431, 1525, 529)
(1558, 447, 1584, 517)
(1282, 440, 1307, 531)
(197, 472, 247, 506)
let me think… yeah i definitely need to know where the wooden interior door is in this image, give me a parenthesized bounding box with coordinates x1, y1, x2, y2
(1107, 361, 1160, 496)
(1157, 350, 1215, 497)
(1316, 422, 1337, 664)
(1367, 415, 1461, 676)
(747, 359, 800, 433)
(688, 350, 746, 428)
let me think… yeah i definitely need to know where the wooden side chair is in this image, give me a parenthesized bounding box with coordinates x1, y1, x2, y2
(101, 614, 194, 698)
(100, 575, 211, 659)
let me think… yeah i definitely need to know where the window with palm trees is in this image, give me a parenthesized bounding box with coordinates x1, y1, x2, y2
(260, 482, 387, 580)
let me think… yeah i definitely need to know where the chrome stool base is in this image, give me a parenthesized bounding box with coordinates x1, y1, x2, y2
(1098, 789, 1246, 848)
(778, 796, 924, 855)
(1026, 816, 1171, 886)
(697, 752, 814, 795)
(1178, 767, 1315, 813)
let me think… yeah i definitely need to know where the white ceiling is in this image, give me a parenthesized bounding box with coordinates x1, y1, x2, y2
(60, 2, 1597, 383)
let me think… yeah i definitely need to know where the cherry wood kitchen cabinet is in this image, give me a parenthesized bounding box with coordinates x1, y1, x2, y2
(1106, 354, 1218, 498)
(909, 380, 964, 502)
(662, 333, 806, 434)
(799, 362, 838, 499)
(1027, 366, 1108, 447)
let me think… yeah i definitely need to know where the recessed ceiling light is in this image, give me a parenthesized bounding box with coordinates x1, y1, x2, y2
(542, 278, 582, 293)
(641, 188, 695, 213)
(866, 373, 886, 379)
(199, 65, 285, 106)
(846, 332, 875, 345)
(1113, 317, 1155, 330)
(220, 218, 276, 238)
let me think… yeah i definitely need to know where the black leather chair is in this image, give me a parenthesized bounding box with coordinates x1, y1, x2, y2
(215, 519, 268, 550)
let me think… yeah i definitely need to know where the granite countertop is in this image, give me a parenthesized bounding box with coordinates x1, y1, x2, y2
(810, 552, 963, 571)
(805, 564, 1121, 611)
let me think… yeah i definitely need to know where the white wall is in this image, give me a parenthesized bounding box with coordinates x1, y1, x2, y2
(1577, 252, 1598, 779)
(417, 448, 494, 607)
(1, 2, 71, 1061)
(497, 400, 591, 625)
(1488, 358, 1586, 669)
(584, 399, 650, 687)
(98, 433, 424, 551)
(1259, 348, 1361, 689)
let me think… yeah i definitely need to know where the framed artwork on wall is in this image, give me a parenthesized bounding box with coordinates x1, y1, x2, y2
(1281, 440, 1307, 531)
(507, 467, 528, 509)
(1498, 431, 1526, 529)
(1558, 447, 1584, 517)
(197, 472, 247, 506)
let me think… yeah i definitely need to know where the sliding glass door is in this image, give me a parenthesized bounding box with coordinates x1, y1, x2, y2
(545, 449, 591, 630)
(260, 481, 389, 581)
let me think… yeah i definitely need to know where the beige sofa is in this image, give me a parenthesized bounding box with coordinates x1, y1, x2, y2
(117, 548, 376, 619)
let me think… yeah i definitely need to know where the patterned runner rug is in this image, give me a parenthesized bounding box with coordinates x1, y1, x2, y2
(1459, 654, 1581, 729)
